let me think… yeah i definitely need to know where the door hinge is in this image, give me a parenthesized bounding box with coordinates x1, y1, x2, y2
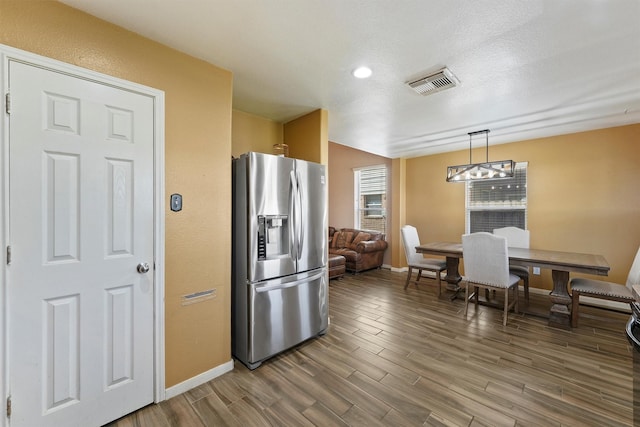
(6, 396, 11, 418)
(5, 93, 10, 115)
(6, 245, 11, 265)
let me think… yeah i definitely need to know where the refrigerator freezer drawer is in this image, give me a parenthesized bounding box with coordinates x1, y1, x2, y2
(244, 268, 328, 368)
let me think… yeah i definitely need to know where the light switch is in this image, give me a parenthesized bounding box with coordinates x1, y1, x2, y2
(171, 193, 182, 212)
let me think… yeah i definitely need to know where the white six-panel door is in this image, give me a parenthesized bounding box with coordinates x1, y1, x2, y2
(7, 60, 155, 426)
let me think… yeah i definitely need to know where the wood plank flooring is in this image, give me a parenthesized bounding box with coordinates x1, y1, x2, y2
(106, 269, 634, 426)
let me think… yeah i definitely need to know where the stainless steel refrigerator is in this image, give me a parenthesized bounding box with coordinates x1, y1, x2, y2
(232, 152, 328, 369)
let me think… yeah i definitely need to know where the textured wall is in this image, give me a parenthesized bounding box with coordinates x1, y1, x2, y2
(285, 109, 328, 164)
(232, 110, 283, 158)
(328, 142, 393, 266)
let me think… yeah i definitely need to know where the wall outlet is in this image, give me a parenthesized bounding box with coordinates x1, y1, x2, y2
(533, 267, 541, 275)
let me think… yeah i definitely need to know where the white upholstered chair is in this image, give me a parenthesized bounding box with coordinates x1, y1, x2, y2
(570, 245, 640, 327)
(462, 232, 520, 326)
(400, 225, 447, 295)
(493, 226, 530, 302)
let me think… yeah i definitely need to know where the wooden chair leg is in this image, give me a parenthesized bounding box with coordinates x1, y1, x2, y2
(416, 270, 423, 282)
(571, 290, 580, 327)
(464, 281, 470, 319)
(436, 269, 442, 297)
(523, 276, 529, 303)
(503, 288, 509, 326)
(404, 266, 413, 289)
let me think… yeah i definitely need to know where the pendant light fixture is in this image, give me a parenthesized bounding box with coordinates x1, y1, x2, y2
(446, 129, 515, 182)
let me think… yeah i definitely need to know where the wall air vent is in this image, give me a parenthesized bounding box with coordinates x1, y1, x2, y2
(407, 67, 459, 96)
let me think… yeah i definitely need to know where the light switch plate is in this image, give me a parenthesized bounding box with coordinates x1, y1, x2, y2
(170, 193, 182, 212)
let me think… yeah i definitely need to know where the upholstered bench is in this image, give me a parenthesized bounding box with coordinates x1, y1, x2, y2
(328, 255, 346, 280)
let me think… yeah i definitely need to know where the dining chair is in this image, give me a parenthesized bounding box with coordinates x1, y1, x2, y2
(400, 225, 447, 295)
(493, 226, 530, 302)
(570, 245, 640, 327)
(462, 232, 520, 326)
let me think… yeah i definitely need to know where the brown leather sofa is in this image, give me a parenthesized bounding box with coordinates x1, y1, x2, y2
(328, 227, 388, 273)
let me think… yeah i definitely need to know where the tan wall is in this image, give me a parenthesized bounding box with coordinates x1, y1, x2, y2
(285, 109, 328, 164)
(405, 124, 640, 288)
(328, 142, 393, 266)
(0, 1, 233, 387)
(231, 110, 283, 158)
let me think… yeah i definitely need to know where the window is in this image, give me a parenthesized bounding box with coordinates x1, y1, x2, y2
(364, 194, 383, 217)
(354, 165, 387, 234)
(466, 162, 528, 233)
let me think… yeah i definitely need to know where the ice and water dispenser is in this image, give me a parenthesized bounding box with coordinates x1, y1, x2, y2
(257, 215, 289, 260)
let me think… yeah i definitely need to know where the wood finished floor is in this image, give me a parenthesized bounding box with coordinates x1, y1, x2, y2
(107, 269, 634, 427)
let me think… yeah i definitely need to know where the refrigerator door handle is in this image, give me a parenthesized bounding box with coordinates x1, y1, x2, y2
(254, 269, 325, 293)
(296, 170, 305, 259)
(289, 170, 298, 261)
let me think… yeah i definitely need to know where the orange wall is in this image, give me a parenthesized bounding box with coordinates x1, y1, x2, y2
(390, 158, 407, 268)
(405, 124, 640, 287)
(285, 109, 329, 164)
(232, 109, 283, 158)
(328, 142, 393, 265)
(0, 1, 233, 387)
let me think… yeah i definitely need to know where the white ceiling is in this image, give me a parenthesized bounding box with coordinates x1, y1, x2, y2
(60, 0, 640, 159)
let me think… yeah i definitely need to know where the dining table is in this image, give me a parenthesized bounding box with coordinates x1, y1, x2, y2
(416, 242, 610, 329)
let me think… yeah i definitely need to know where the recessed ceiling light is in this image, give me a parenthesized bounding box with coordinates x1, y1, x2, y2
(352, 66, 372, 79)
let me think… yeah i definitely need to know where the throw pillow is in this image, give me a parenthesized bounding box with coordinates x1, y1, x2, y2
(331, 231, 340, 248)
(345, 231, 354, 245)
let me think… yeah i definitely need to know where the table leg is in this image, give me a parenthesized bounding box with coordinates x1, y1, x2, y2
(443, 257, 463, 300)
(444, 256, 462, 289)
(549, 270, 572, 329)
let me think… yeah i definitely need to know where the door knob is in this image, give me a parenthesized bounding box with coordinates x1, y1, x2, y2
(137, 262, 150, 274)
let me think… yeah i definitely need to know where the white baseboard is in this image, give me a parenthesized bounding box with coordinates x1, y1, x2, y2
(164, 359, 234, 400)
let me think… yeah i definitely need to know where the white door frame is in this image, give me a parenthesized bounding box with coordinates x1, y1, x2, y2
(0, 44, 166, 427)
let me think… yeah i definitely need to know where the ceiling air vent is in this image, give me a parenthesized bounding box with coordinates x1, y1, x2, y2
(407, 67, 459, 96)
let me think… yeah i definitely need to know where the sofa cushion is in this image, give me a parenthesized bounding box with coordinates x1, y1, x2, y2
(348, 232, 371, 249)
(332, 230, 354, 249)
(341, 227, 384, 241)
(332, 248, 359, 260)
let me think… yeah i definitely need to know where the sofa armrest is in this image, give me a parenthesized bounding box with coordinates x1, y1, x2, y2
(355, 240, 388, 253)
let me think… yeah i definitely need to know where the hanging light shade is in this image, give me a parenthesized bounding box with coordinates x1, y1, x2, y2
(446, 129, 515, 182)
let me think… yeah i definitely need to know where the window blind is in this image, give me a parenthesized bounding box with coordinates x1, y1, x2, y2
(354, 165, 387, 234)
(359, 166, 386, 195)
(466, 162, 528, 233)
